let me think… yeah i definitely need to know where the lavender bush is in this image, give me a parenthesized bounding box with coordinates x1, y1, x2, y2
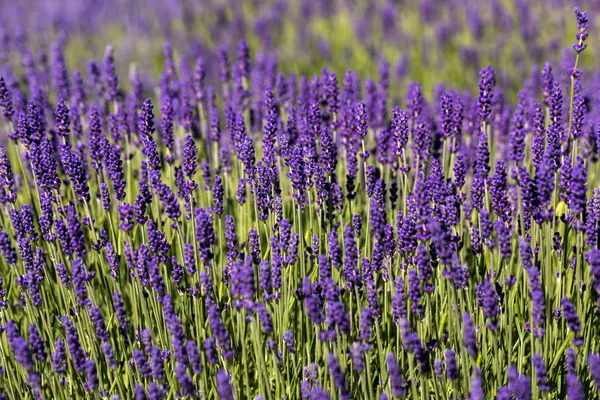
(0, 2, 600, 400)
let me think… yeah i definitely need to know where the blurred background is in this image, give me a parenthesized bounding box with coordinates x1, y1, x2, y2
(0, 0, 598, 101)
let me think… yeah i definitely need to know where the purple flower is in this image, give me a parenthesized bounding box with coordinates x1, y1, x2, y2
(570, 94, 585, 140)
(113, 291, 129, 333)
(328, 354, 350, 399)
(161, 96, 174, 158)
(186, 340, 203, 375)
(478, 65, 495, 124)
(52, 339, 67, 375)
(257, 302, 273, 333)
(407, 269, 422, 314)
(476, 279, 500, 329)
(561, 297, 582, 344)
(359, 307, 373, 342)
(325, 297, 351, 337)
(148, 382, 166, 400)
(320, 126, 337, 176)
(0, 145, 15, 204)
(0, 76, 15, 121)
(61, 145, 90, 203)
(396, 211, 417, 254)
(530, 103, 545, 168)
(355, 101, 368, 139)
(412, 117, 432, 163)
(392, 277, 406, 323)
(303, 278, 324, 324)
(0, 276, 7, 308)
(89, 306, 109, 342)
(28, 323, 46, 362)
(567, 373, 585, 400)
(386, 352, 406, 397)
(147, 220, 169, 261)
(60, 316, 87, 373)
(439, 91, 454, 138)
(225, 215, 239, 251)
(88, 107, 109, 169)
(71, 258, 91, 307)
(237, 117, 256, 177)
(399, 318, 430, 372)
(236, 178, 247, 205)
(434, 359, 444, 379)
(236, 39, 251, 81)
(106, 144, 126, 201)
(217, 47, 231, 83)
(213, 175, 224, 215)
(495, 220, 512, 259)
(288, 145, 307, 208)
(217, 369, 234, 400)
(283, 331, 296, 354)
(523, 245, 545, 338)
(541, 63, 554, 106)
(569, 156, 587, 215)
(156, 183, 180, 220)
(463, 313, 478, 357)
(101, 342, 117, 369)
(489, 161, 511, 223)
(195, 207, 215, 262)
(259, 260, 272, 295)
(532, 354, 549, 392)
(118, 203, 135, 231)
(469, 367, 485, 400)
(249, 229, 261, 265)
(175, 362, 195, 397)
(30, 137, 60, 190)
(100, 182, 111, 210)
(6, 321, 36, 374)
(262, 87, 279, 168)
(192, 56, 206, 99)
(134, 349, 151, 378)
(103, 45, 120, 101)
(328, 229, 342, 270)
(134, 385, 147, 400)
(325, 71, 339, 116)
(572, 8, 589, 54)
(416, 244, 434, 292)
(183, 134, 198, 179)
(200, 272, 213, 298)
(497, 387, 510, 400)
(22, 102, 44, 145)
(588, 353, 600, 390)
(586, 192, 600, 247)
(54, 99, 70, 138)
(445, 349, 458, 380)
(545, 83, 563, 170)
(509, 92, 527, 163)
(349, 342, 365, 373)
(204, 338, 219, 365)
(139, 99, 160, 169)
(207, 299, 234, 359)
(161, 294, 188, 364)
(343, 226, 359, 285)
(181, 243, 195, 275)
(0, 231, 17, 264)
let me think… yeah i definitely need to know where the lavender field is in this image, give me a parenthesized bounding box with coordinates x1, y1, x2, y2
(0, 0, 600, 399)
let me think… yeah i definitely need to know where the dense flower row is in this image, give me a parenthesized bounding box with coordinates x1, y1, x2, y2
(0, 4, 600, 400)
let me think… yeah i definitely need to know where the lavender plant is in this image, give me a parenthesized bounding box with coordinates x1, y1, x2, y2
(0, 4, 599, 400)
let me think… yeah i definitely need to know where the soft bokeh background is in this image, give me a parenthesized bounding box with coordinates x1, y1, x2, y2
(1, 0, 599, 100)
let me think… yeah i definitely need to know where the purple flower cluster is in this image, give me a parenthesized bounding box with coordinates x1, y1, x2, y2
(0, 5, 598, 399)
